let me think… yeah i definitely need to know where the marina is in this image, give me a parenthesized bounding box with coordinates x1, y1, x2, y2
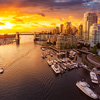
(41, 45, 100, 99)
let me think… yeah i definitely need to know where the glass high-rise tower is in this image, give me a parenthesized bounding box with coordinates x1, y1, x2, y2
(83, 12, 98, 41)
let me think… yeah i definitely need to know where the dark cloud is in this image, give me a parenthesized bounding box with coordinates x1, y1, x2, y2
(0, 0, 93, 8)
(0, 0, 99, 15)
(37, 13, 45, 17)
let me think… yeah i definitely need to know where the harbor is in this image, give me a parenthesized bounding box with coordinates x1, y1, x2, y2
(41, 46, 100, 99)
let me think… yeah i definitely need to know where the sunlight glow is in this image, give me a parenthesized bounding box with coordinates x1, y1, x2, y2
(0, 22, 13, 29)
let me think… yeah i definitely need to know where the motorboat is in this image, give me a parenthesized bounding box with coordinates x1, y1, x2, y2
(65, 63, 72, 70)
(62, 59, 66, 63)
(73, 63, 78, 68)
(90, 71, 98, 84)
(51, 64, 60, 74)
(53, 60, 58, 63)
(41, 53, 45, 59)
(60, 63, 67, 70)
(81, 64, 89, 70)
(41, 47, 45, 51)
(50, 54, 53, 57)
(58, 64, 64, 73)
(76, 81, 98, 99)
(47, 60, 53, 66)
(0, 68, 4, 74)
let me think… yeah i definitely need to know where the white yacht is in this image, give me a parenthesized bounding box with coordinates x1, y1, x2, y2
(76, 81, 98, 99)
(42, 47, 45, 51)
(47, 60, 53, 66)
(90, 71, 98, 84)
(51, 64, 60, 74)
(0, 68, 4, 74)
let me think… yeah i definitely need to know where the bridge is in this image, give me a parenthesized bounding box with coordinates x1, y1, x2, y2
(19, 32, 34, 35)
(16, 32, 34, 45)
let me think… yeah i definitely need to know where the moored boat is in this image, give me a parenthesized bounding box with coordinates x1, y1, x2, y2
(90, 71, 98, 84)
(47, 60, 53, 66)
(60, 63, 67, 70)
(41, 53, 45, 59)
(58, 64, 64, 73)
(0, 68, 4, 74)
(41, 47, 45, 51)
(76, 81, 98, 99)
(51, 64, 60, 74)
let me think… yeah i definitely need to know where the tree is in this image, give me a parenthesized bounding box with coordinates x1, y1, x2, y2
(60, 45, 63, 50)
(72, 45, 76, 49)
(69, 43, 71, 49)
(64, 44, 67, 49)
(52, 41, 56, 45)
(91, 46, 98, 54)
(96, 43, 100, 48)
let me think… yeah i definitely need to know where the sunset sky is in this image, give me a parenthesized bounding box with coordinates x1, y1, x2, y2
(0, 0, 100, 33)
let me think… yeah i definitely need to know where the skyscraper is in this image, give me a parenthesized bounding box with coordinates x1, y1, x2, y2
(60, 24, 64, 33)
(64, 22, 72, 34)
(56, 26, 60, 34)
(83, 12, 98, 41)
(78, 24, 83, 39)
(89, 23, 100, 47)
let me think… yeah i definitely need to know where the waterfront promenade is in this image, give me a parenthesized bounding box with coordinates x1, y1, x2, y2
(87, 54, 100, 68)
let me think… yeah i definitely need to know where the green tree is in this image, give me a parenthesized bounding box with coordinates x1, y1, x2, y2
(52, 41, 56, 45)
(69, 43, 71, 49)
(64, 44, 67, 49)
(91, 46, 98, 54)
(96, 43, 100, 48)
(60, 45, 63, 50)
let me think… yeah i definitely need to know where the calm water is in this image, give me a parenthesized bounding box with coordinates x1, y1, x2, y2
(0, 35, 99, 100)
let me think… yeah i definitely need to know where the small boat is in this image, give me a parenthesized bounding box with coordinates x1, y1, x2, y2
(41, 53, 45, 59)
(65, 63, 72, 70)
(73, 63, 78, 68)
(53, 60, 58, 63)
(50, 54, 53, 57)
(51, 64, 60, 74)
(58, 64, 64, 73)
(76, 81, 98, 99)
(70, 64, 75, 69)
(0, 68, 4, 74)
(90, 71, 98, 84)
(47, 60, 53, 66)
(45, 54, 47, 58)
(57, 59, 62, 63)
(81, 64, 89, 70)
(60, 63, 67, 70)
(41, 47, 45, 51)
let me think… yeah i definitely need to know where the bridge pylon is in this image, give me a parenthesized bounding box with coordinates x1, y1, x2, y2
(16, 32, 20, 45)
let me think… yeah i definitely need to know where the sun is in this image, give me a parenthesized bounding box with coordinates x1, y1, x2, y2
(0, 22, 13, 29)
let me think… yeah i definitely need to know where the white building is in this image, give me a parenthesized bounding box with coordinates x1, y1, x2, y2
(83, 12, 98, 41)
(89, 23, 100, 47)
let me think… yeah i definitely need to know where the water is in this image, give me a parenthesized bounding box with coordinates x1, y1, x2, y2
(0, 35, 99, 100)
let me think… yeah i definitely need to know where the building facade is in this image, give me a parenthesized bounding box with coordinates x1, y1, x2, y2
(60, 24, 64, 33)
(89, 23, 100, 47)
(56, 33, 77, 49)
(83, 12, 98, 41)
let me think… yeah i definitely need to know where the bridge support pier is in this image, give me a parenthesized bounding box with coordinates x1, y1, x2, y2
(16, 32, 20, 45)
